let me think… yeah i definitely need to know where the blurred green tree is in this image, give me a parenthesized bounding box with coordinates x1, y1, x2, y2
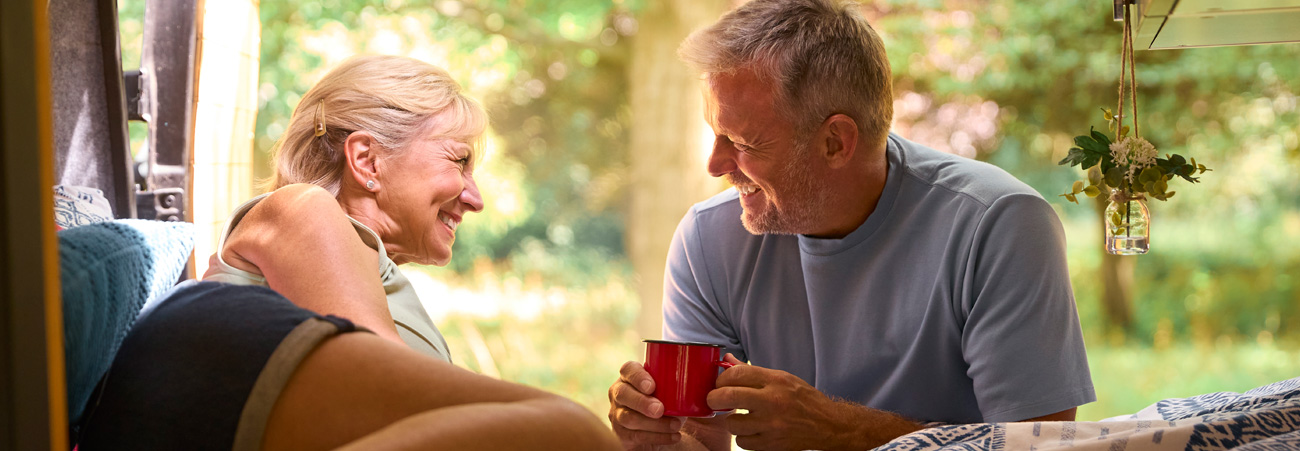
(257, 0, 644, 283)
(871, 0, 1300, 344)
(114, 0, 1300, 422)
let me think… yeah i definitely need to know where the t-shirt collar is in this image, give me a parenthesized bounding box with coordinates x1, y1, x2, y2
(797, 133, 904, 256)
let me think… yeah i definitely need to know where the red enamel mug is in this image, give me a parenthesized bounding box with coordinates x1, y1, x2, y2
(643, 339, 736, 417)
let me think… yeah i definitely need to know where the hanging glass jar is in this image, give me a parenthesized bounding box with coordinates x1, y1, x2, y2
(1105, 191, 1150, 255)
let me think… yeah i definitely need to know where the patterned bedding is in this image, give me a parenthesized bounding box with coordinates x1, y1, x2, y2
(878, 376, 1300, 450)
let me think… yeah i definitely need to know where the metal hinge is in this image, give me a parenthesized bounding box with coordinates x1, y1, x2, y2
(136, 187, 185, 222)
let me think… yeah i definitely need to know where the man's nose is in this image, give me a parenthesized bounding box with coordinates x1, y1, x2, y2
(707, 137, 737, 178)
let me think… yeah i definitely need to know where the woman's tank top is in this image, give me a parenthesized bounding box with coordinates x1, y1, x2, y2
(204, 193, 452, 362)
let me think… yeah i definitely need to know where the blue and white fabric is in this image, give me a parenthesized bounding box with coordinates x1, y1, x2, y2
(878, 376, 1300, 450)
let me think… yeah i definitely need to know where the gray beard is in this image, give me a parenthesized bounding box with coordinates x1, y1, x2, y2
(740, 141, 829, 235)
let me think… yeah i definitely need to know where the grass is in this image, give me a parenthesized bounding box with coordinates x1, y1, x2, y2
(1079, 342, 1300, 420)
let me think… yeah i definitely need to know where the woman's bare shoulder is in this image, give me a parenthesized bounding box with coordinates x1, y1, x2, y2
(254, 184, 347, 223)
(223, 184, 360, 271)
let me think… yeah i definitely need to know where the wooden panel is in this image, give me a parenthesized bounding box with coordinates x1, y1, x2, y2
(1134, 0, 1178, 50)
(1152, 9, 1300, 49)
(1136, 0, 1300, 49)
(0, 0, 68, 448)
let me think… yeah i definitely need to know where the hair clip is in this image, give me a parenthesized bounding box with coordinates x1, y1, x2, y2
(313, 99, 327, 137)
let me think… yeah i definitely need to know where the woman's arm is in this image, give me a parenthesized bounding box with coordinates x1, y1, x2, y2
(337, 398, 619, 450)
(220, 183, 403, 344)
(264, 331, 620, 450)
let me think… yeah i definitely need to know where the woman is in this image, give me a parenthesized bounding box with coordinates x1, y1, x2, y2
(76, 55, 620, 450)
(203, 54, 486, 360)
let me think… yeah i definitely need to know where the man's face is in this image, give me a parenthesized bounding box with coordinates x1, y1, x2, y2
(703, 69, 829, 235)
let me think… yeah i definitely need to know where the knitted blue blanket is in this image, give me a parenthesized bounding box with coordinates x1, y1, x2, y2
(59, 219, 194, 425)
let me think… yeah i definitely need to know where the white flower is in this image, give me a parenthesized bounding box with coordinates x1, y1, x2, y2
(1110, 137, 1157, 184)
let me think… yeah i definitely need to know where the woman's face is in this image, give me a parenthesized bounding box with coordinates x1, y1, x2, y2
(375, 133, 483, 266)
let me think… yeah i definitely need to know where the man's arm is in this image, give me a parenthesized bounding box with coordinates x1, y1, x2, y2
(708, 354, 1078, 450)
(708, 355, 924, 450)
(1026, 408, 1076, 422)
(962, 194, 1096, 421)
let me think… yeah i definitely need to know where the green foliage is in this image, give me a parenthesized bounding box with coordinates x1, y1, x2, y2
(1058, 127, 1113, 171)
(1057, 117, 1210, 203)
(433, 267, 640, 417)
(245, 0, 1300, 423)
(255, 0, 646, 275)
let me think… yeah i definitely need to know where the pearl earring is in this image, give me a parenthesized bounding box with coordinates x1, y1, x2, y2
(366, 180, 375, 190)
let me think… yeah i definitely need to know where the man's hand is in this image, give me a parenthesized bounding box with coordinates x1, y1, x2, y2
(708, 355, 922, 450)
(608, 361, 686, 449)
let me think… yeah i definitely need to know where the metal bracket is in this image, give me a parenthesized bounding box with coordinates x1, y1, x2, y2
(136, 187, 185, 222)
(1114, 0, 1134, 21)
(123, 69, 150, 122)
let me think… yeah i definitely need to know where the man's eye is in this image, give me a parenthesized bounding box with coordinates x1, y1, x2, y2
(455, 157, 471, 168)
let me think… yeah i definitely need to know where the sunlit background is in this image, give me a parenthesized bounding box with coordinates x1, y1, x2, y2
(119, 0, 1299, 423)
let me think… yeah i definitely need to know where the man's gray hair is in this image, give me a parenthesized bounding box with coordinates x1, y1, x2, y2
(679, 0, 893, 147)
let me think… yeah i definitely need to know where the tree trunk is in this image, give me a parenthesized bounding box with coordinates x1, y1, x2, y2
(1095, 196, 1135, 339)
(626, 0, 729, 339)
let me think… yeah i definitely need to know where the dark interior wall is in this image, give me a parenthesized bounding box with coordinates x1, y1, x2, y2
(49, 0, 135, 219)
(50, 0, 117, 203)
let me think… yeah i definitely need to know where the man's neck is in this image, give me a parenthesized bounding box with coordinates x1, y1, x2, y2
(804, 147, 889, 239)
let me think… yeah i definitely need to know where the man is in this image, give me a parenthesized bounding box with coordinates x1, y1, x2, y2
(607, 0, 1095, 450)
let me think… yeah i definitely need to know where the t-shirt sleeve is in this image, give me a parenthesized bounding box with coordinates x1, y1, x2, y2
(661, 207, 746, 361)
(961, 193, 1096, 422)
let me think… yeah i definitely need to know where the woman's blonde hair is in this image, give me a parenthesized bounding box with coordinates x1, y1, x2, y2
(267, 54, 488, 194)
(678, 0, 892, 148)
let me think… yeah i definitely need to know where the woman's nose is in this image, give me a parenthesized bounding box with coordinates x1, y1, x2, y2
(461, 174, 484, 212)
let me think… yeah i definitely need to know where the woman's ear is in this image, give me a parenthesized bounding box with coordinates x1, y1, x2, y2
(344, 131, 380, 191)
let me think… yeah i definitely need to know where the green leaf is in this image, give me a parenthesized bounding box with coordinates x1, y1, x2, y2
(1072, 180, 1084, 193)
(1060, 129, 1111, 169)
(1087, 166, 1103, 185)
(1059, 146, 1102, 168)
(1083, 185, 1101, 197)
(1074, 134, 1098, 151)
(1138, 167, 1163, 184)
(1105, 167, 1126, 187)
(1090, 127, 1112, 147)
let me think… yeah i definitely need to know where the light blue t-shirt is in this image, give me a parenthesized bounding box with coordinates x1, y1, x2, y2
(663, 133, 1095, 423)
